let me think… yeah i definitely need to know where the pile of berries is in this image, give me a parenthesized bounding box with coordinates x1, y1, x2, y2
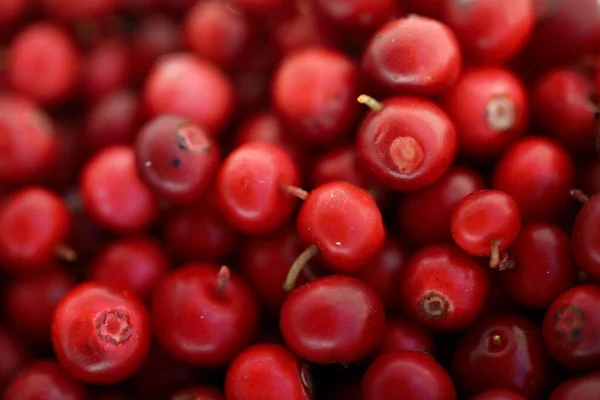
(1, 0, 600, 399)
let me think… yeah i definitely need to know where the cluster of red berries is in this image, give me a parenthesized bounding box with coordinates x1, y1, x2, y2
(1, 0, 600, 399)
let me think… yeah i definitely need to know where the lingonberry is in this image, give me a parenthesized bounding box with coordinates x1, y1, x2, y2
(272, 47, 359, 145)
(0, 94, 57, 184)
(4, 267, 74, 341)
(40, 0, 118, 21)
(572, 193, 600, 280)
(493, 137, 575, 222)
(356, 96, 457, 191)
(0, 326, 29, 390)
(0, 187, 71, 272)
(225, 344, 312, 400)
(549, 371, 600, 400)
(144, 53, 234, 134)
(399, 244, 489, 332)
(397, 166, 486, 246)
(151, 264, 259, 366)
(4, 361, 87, 400)
(532, 68, 596, 153)
(362, 15, 461, 95)
(135, 115, 220, 204)
(7, 23, 79, 105)
(362, 351, 457, 400)
(280, 275, 385, 364)
(452, 315, 549, 398)
(171, 386, 224, 400)
(500, 222, 577, 309)
(374, 317, 435, 357)
(89, 237, 169, 299)
(542, 285, 600, 370)
(312, 0, 402, 36)
(451, 190, 521, 267)
(469, 390, 526, 400)
(443, 0, 534, 63)
(80, 145, 159, 233)
(132, 15, 183, 77)
(183, 1, 253, 69)
(442, 67, 528, 160)
(52, 282, 151, 384)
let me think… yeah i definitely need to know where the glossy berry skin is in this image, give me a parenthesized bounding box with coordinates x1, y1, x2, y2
(452, 315, 549, 399)
(297, 181, 385, 272)
(357, 97, 457, 191)
(443, 68, 528, 160)
(549, 372, 600, 400)
(443, 0, 534, 63)
(216, 142, 300, 235)
(5, 361, 87, 400)
(469, 390, 526, 400)
(280, 275, 385, 364)
(135, 115, 220, 204)
(225, 344, 312, 400)
(0, 326, 29, 390)
(399, 245, 489, 332)
(0, 187, 70, 272)
(363, 16, 461, 95)
(374, 317, 435, 357)
(492, 137, 575, 222)
(144, 53, 234, 134)
(542, 285, 600, 370)
(451, 190, 521, 258)
(572, 194, 600, 280)
(362, 351, 457, 400)
(272, 48, 359, 145)
(397, 166, 486, 246)
(81, 146, 159, 233)
(171, 386, 224, 400)
(152, 264, 259, 366)
(500, 223, 577, 309)
(52, 283, 151, 385)
(270, 6, 334, 56)
(312, 0, 402, 35)
(7, 23, 79, 105)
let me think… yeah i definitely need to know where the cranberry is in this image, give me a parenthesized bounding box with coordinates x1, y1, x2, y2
(225, 344, 312, 400)
(151, 264, 259, 366)
(5, 361, 87, 400)
(550, 371, 600, 400)
(171, 386, 224, 400)
(0, 326, 29, 390)
(40, 0, 118, 21)
(493, 137, 575, 222)
(362, 351, 457, 400)
(572, 193, 600, 280)
(280, 275, 385, 364)
(542, 285, 600, 371)
(469, 390, 526, 400)
(312, 0, 402, 36)
(81, 146, 159, 233)
(81, 38, 132, 103)
(356, 96, 457, 191)
(452, 315, 549, 398)
(135, 115, 220, 204)
(400, 244, 489, 332)
(362, 16, 461, 95)
(144, 53, 234, 134)
(272, 48, 359, 145)
(132, 15, 183, 77)
(442, 67, 528, 160)
(374, 317, 435, 357)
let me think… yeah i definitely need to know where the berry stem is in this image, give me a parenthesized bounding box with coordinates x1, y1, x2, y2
(283, 244, 319, 292)
(489, 238, 501, 268)
(570, 189, 589, 203)
(357, 94, 383, 112)
(217, 265, 231, 297)
(492, 334, 502, 346)
(55, 243, 77, 262)
(280, 184, 309, 200)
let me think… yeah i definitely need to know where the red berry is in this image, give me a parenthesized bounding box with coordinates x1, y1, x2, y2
(572, 193, 600, 280)
(132, 15, 183, 77)
(135, 115, 220, 204)
(399, 245, 489, 332)
(81, 146, 159, 233)
(5, 361, 87, 400)
(0, 0, 29, 26)
(52, 282, 151, 384)
(362, 351, 457, 400)
(225, 344, 312, 400)
(374, 317, 435, 357)
(550, 371, 600, 400)
(280, 275, 385, 364)
(272, 48, 359, 145)
(270, 5, 334, 56)
(493, 137, 575, 222)
(542, 285, 600, 371)
(0, 326, 29, 390)
(312, 0, 402, 35)
(362, 16, 461, 95)
(452, 315, 549, 398)
(469, 389, 526, 400)
(442, 67, 528, 160)
(81, 38, 132, 103)
(171, 386, 224, 400)
(151, 264, 259, 366)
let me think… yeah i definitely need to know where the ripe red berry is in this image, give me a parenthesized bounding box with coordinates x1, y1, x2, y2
(52, 282, 151, 384)
(550, 371, 600, 400)
(363, 16, 461, 95)
(312, 0, 402, 35)
(0, 326, 29, 390)
(470, 389, 527, 400)
(356, 96, 457, 191)
(374, 317, 435, 357)
(442, 67, 528, 160)
(280, 275, 385, 364)
(5, 361, 87, 400)
(399, 244, 489, 332)
(452, 315, 549, 398)
(216, 142, 300, 235)
(542, 285, 600, 371)
(272, 48, 359, 145)
(270, 5, 334, 56)
(151, 264, 259, 366)
(0, 0, 29, 26)
(171, 386, 224, 400)
(572, 193, 600, 281)
(362, 351, 457, 400)
(135, 115, 220, 204)
(132, 15, 183, 77)
(225, 344, 312, 400)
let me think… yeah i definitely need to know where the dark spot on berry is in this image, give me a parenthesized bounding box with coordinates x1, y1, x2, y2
(171, 158, 181, 168)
